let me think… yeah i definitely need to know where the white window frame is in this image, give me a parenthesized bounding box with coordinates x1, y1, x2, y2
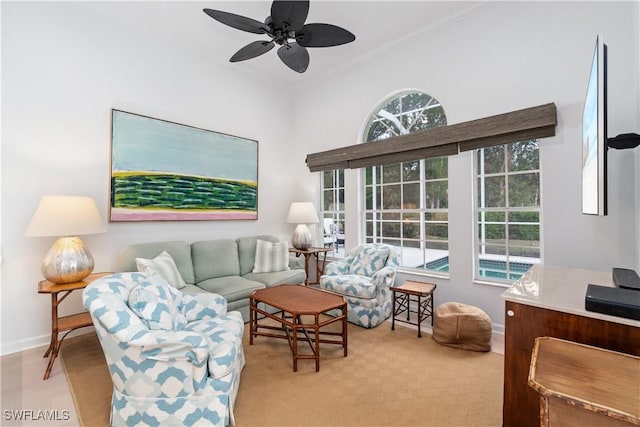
(361, 91, 449, 273)
(474, 141, 542, 285)
(320, 169, 345, 257)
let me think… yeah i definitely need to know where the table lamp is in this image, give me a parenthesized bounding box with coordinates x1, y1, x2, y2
(25, 195, 106, 284)
(286, 202, 319, 250)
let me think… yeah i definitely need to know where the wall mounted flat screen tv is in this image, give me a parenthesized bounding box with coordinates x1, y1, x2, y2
(581, 35, 607, 216)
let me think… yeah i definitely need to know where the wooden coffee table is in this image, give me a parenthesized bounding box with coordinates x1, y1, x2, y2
(249, 284, 348, 372)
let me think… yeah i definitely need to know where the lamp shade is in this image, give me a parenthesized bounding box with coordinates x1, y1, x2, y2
(25, 195, 106, 237)
(286, 202, 319, 224)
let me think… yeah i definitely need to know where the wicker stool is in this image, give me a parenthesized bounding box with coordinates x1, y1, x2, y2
(432, 302, 492, 352)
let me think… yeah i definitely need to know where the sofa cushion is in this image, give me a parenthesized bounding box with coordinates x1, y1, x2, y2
(192, 239, 240, 282)
(116, 241, 195, 284)
(127, 274, 187, 331)
(236, 235, 279, 275)
(243, 269, 306, 287)
(197, 276, 265, 302)
(350, 245, 390, 277)
(252, 239, 290, 273)
(135, 251, 187, 289)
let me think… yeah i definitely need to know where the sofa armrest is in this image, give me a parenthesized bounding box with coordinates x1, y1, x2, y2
(137, 330, 211, 393)
(140, 330, 209, 364)
(181, 293, 228, 322)
(371, 266, 397, 288)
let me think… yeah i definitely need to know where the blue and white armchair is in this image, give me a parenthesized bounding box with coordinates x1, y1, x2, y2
(83, 272, 245, 426)
(319, 243, 400, 328)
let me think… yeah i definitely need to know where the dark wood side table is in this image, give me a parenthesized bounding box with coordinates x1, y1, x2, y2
(391, 280, 437, 338)
(38, 272, 112, 380)
(289, 247, 332, 286)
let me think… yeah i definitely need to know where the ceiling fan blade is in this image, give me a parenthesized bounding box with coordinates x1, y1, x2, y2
(270, 1, 309, 31)
(296, 23, 356, 47)
(277, 43, 309, 73)
(230, 41, 275, 62)
(203, 9, 269, 35)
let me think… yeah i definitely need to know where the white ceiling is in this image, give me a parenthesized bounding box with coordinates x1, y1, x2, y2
(81, 1, 487, 86)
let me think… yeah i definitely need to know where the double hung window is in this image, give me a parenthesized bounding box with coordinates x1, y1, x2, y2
(475, 140, 541, 282)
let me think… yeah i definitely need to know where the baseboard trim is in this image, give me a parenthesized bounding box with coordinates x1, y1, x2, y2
(0, 327, 95, 356)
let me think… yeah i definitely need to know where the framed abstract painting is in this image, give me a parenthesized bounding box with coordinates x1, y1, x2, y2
(110, 110, 258, 221)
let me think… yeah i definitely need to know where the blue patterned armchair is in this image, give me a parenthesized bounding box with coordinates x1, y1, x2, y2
(319, 243, 400, 328)
(83, 272, 245, 426)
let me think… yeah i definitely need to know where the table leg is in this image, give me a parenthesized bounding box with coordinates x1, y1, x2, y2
(292, 316, 299, 372)
(342, 303, 348, 357)
(303, 254, 311, 286)
(249, 297, 255, 345)
(43, 339, 62, 380)
(417, 295, 422, 338)
(430, 295, 434, 326)
(391, 290, 396, 331)
(315, 252, 328, 284)
(43, 293, 60, 380)
(314, 313, 320, 372)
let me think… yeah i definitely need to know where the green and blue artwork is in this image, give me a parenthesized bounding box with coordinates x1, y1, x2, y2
(110, 110, 258, 221)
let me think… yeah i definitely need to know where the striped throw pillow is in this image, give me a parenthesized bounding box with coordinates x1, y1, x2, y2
(252, 239, 290, 273)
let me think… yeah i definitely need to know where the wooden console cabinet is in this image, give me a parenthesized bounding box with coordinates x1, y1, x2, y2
(501, 265, 640, 427)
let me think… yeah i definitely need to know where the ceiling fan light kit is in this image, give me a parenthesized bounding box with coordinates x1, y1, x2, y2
(204, 0, 355, 73)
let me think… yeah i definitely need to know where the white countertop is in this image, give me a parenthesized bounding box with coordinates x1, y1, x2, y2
(501, 264, 640, 327)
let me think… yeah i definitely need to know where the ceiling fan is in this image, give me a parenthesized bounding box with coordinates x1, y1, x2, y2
(203, 1, 355, 73)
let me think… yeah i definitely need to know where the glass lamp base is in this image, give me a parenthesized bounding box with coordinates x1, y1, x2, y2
(291, 224, 312, 250)
(42, 236, 95, 284)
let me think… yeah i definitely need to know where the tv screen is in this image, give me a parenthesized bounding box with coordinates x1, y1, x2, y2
(581, 35, 607, 216)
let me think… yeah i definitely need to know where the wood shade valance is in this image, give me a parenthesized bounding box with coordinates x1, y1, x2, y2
(306, 102, 557, 172)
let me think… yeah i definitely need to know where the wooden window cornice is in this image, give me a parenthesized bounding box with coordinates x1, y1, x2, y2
(306, 103, 557, 172)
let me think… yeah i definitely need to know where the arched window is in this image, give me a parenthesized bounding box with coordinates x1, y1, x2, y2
(362, 91, 449, 272)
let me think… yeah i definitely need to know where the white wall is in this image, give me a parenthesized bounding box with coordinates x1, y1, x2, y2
(1, 2, 298, 354)
(2, 1, 638, 354)
(294, 1, 639, 329)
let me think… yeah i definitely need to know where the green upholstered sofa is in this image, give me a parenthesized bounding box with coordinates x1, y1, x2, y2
(116, 235, 306, 322)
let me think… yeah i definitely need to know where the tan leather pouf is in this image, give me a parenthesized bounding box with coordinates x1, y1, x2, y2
(432, 302, 492, 352)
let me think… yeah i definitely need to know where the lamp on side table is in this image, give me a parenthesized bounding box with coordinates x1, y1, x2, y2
(286, 202, 319, 250)
(25, 195, 106, 284)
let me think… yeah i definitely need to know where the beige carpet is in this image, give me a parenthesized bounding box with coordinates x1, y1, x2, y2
(61, 321, 503, 426)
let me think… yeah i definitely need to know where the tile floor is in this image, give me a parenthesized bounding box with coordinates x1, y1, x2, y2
(1, 344, 79, 426)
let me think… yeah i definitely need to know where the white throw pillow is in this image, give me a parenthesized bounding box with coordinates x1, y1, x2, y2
(135, 251, 187, 289)
(252, 240, 290, 273)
